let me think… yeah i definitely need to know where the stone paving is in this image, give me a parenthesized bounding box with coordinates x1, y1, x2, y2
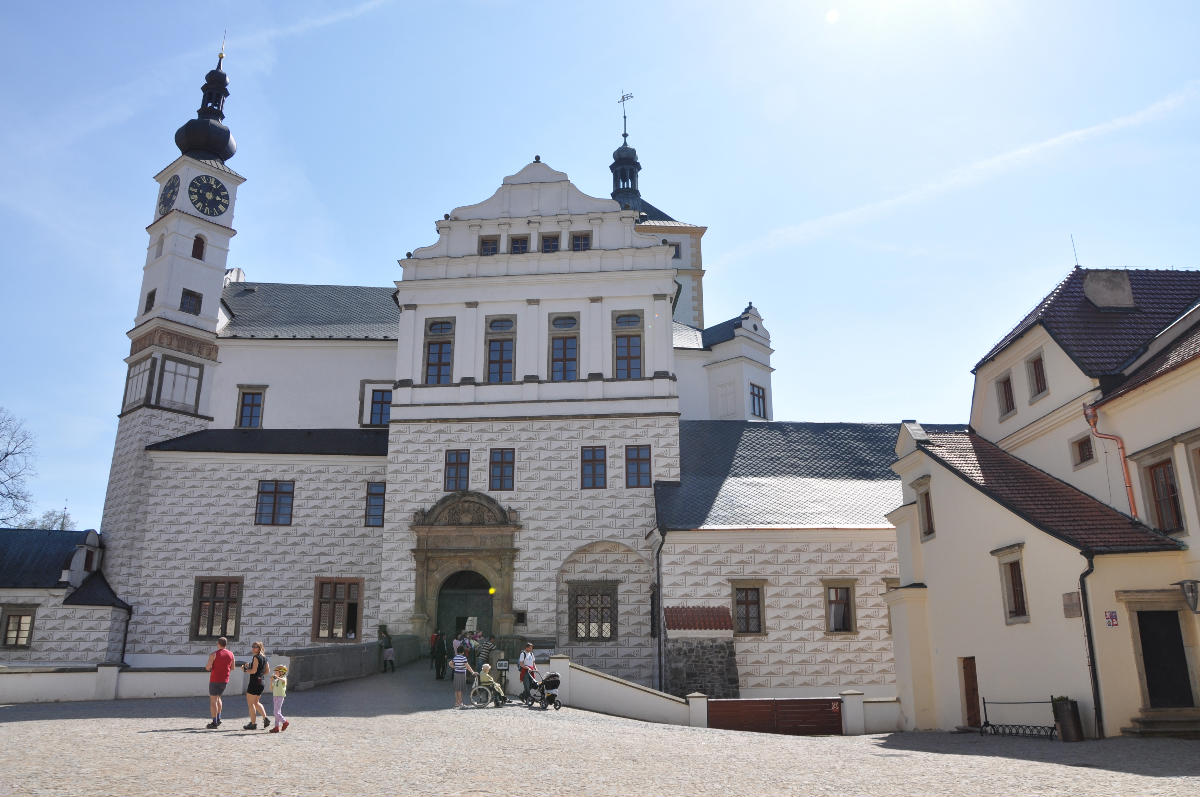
(1, 660, 1198, 796)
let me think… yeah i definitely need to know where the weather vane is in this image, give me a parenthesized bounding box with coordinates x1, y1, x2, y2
(218, 30, 227, 68)
(619, 92, 634, 142)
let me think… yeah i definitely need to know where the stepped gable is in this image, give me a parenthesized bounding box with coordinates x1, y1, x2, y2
(918, 431, 1183, 554)
(975, 267, 1200, 377)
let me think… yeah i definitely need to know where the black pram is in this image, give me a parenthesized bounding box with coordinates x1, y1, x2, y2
(521, 668, 561, 710)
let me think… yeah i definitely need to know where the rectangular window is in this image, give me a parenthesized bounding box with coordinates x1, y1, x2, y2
(919, 489, 935, 537)
(570, 232, 591, 252)
(192, 578, 241, 640)
(541, 233, 560, 253)
(750, 383, 767, 419)
(551, 336, 578, 382)
(1072, 435, 1095, 466)
(825, 583, 856, 633)
(424, 319, 455, 385)
(313, 578, 362, 641)
(1148, 459, 1183, 532)
(444, 450, 470, 491)
(996, 374, 1016, 417)
(180, 289, 203, 316)
(1006, 560, 1028, 618)
(992, 544, 1029, 623)
(123, 357, 154, 410)
(255, 480, 294, 525)
(1, 607, 35, 647)
(369, 389, 392, 425)
(487, 338, 514, 383)
(489, 448, 515, 491)
(569, 582, 616, 641)
(157, 357, 202, 413)
(581, 446, 607, 489)
(237, 391, 263, 428)
(615, 335, 642, 380)
(479, 236, 499, 256)
(509, 236, 529, 254)
(734, 587, 763, 634)
(671, 243, 682, 259)
(364, 482, 385, 527)
(1027, 354, 1048, 399)
(143, 289, 156, 314)
(625, 445, 651, 488)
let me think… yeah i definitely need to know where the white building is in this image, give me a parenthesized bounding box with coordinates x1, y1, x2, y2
(888, 267, 1200, 737)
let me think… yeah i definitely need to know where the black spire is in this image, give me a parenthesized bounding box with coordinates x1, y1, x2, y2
(175, 51, 237, 162)
(610, 92, 641, 210)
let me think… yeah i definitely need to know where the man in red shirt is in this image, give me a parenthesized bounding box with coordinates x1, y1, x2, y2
(204, 636, 235, 729)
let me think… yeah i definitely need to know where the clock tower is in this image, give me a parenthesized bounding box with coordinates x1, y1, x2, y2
(100, 53, 245, 603)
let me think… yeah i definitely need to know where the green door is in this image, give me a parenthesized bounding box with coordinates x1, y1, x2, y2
(437, 571, 494, 637)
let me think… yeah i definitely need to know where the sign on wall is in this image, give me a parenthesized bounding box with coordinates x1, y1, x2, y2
(1105, 610, 1119, 627)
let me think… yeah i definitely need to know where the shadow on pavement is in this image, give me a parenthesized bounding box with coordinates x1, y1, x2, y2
(873, 730, 1200, 778)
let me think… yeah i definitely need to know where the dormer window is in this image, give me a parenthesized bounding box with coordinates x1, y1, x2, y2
(996, 374, 1016, 419)
(1026, 353, 1048, 401)
(913, 476, 935, 540)
(191, 235, 206, 260)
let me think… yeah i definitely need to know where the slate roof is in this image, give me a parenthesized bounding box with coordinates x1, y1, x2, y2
(975, 267, 1200, 376)
(673, 322, 704, 349)
(664, 606, 733, 631)
(637, 219, 701, 228)
(636, 198, 676, 223)
(63, 572, 130, 611)
(0, 529, 90, 588)
(655, 421, 939, 530)
(1100, 318, 1200, 403)
(147, 428, 388, 456)
(673, 312, 760, 351)
(918, 431, 1182, 554)
(220, 282, 399, 340)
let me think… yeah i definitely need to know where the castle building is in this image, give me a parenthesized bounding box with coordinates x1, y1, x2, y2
(3, 58, 903, 702)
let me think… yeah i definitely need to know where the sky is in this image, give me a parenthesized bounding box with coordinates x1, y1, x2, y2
(2, 1, 1199, 529)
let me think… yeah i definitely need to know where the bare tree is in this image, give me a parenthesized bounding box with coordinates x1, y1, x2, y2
(0, 407, 36, 526)
(36, 508, 75, 531)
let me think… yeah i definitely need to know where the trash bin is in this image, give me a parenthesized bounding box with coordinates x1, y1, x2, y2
(1052, 698, 1084, 742)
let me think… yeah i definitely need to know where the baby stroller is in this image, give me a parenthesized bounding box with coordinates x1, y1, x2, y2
(522, 667, 561, 710)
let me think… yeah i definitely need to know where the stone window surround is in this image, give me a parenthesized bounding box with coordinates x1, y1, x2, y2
(1, 604, 36, 648)
(580, 445, 607, 490)
(567, 580, 618, 642)
(1131, 440, 1188, 535)
(821, 578, 858, 636)
(189, 576, 243, 642)
(1070, 432, 1097, 470)
(612, 310, 644, 381)
(235, 384, 267, 429)
(1115, 589, 1200, 711)
(422, 317, 456, 386)
(1025, 349, 1049, 404)
(883, 578, 900, 635)
(547, 313, 580, 382)
(990, 542, 1030, 625)
(478, 235, 500, 256)
(155, 355, 204, 415)
(540, 232, 561, 253)
(311, 577, 364, 643)
(729, 578, 767, 637)
(358, 379, 394, 427)
(254, 480, 294, 526)
(912, 475, 935, 541)
(364, 481, 386, 527)
(484, 314, 517, 384)
(569, 231, 592, 252)
(995, 370, 1016, 421)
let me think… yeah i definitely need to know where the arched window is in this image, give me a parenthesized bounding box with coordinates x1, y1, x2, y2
(154, 235, 164, 259)
(191, 235, 206, 260)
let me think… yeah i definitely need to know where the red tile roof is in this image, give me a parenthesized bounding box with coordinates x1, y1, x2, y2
(1101, 318, 1200, 403)
(665, 606, 734, 631)
(919, 432, 1182, 554)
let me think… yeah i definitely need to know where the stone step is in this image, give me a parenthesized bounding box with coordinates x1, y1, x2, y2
(1122, 725, 1200, 739)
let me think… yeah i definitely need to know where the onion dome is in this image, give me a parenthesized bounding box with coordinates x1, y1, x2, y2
(174, 52, 237, 162)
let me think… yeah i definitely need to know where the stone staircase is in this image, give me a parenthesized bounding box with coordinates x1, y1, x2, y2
(1122, 708, 1200, 738)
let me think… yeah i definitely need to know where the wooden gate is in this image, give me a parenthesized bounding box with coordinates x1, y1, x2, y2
(708, 698, 843, 735)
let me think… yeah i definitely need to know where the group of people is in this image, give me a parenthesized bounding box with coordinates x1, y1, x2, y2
(203, 636, 290, 732)
(429, 629, 496, 680)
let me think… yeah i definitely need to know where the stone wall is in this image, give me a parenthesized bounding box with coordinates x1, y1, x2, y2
(282, 634, 419, 690)
(664, 637, 739, 698)
(0, 590, 124, 665)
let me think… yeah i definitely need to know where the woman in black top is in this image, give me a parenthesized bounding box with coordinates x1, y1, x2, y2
(241, 641, 270, 730)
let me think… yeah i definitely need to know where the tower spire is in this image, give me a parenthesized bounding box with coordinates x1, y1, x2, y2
(174, 48, 237, 162)
(619, 92, 633, 145)
(610, 93, 641, 210)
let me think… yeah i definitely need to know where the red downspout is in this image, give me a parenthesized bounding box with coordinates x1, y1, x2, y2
(1083, 404, 1138, 520)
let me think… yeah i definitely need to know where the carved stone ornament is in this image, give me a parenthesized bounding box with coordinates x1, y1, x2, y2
(413, 491, 512, 527)
(130, 328, 219, 361)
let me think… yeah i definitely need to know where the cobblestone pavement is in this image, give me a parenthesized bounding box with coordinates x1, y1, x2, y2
(2, 660, 1198, 796)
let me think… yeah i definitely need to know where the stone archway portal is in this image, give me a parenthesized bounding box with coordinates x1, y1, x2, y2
(437, 570, 494, 637)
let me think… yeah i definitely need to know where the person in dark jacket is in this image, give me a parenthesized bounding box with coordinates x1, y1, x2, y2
(432, 630, 450, 680)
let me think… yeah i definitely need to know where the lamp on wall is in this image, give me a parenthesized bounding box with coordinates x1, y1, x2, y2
(1172, 579, 1200, 613)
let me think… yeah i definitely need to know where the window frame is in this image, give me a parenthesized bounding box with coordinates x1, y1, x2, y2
(369, 389, 392, 426)
(509, 235, 530, 254)
(750, 383, 767, 419)
(179, 288, 203, 316)
(568, 580, 618, 642)
(311, 577, 364, 643)
(143, 289, 156, 315)
(1070, 433, 1096, 469)
(423, 318, 455, 386)
(548, 314, 580, 382)
(189, 577, 242, 642)
(191, 235, 206, 261)
(236, 387, 265, 429)
(1, 604, 36, 648)
(992, 543, 1030, 624)
(123, 356, 156, 411)
(485, 314, 517, 384)
(570, 231, 591, 252)
(822, 579, 858, 635)
(1146, 458, 1184, 533)
(625, 445, 652, 489)
(731, 579, 767, 636)
(1026, 351, 1049, 403)
(913, 476, 935, 540)
(613, 310, 644, 381)
(489, 448, 515, 491)
(255, 480, 295, 526)
(581, 446, 607, 489)
(995, 372, 1016, 419)
(541, 233, 561, 253)
(478, 235, 499, 256)
(364, 481, 386, 527)
(155, 355, 204, 414)
(444, 449, 470, 491)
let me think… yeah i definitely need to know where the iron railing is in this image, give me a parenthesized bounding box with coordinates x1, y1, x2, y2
(980, 698, 1057, 739)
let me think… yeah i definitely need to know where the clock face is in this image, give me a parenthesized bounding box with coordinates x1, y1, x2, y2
(157, 174, 180, 217)
(188, 174, 230, 217)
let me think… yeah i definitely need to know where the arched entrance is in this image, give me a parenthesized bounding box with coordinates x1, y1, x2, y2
(437, 570, 494, 636)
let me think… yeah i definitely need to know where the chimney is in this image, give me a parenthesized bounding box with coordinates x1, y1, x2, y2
(1083, 270, 1135, 309)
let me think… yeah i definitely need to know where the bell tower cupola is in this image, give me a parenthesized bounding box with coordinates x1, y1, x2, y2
(174, 51, 237, 162)
(610, 93, 642, 211)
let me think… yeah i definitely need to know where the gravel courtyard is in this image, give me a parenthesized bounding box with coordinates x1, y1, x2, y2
(2, 660, 1197, 797)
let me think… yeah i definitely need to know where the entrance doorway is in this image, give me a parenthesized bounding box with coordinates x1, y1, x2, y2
(437, 571, 494, 637)
(961, 656, 981, 727)
(1137, 610, 1195, 708)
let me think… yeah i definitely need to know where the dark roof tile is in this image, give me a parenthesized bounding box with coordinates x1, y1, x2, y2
(0, 529, 90, 588)
(220, 282, 399, 340)
(147, 428, 388, 456)
(63, 571, 130, 611)
(1102, 318, 1200, 402)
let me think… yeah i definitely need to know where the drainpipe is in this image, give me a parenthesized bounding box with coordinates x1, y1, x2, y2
(654, 532, 665, 692)
(1078, 552, 1104, 738)
(1083, 404, 1138, 520)
(118, 604, 133, 666)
